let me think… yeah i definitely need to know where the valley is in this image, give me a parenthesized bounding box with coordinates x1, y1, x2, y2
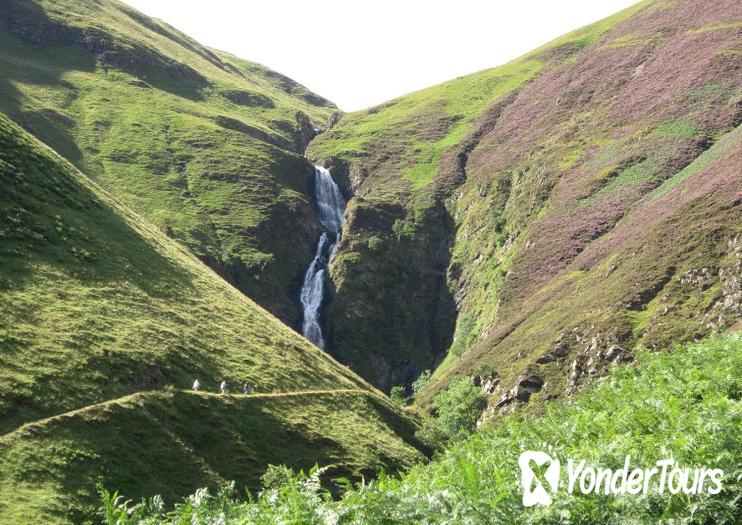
(0, 111, 426, 524)
(0, 0, 739, 522)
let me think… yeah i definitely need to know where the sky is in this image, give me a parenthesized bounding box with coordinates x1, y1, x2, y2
(123, 0, 640, 111)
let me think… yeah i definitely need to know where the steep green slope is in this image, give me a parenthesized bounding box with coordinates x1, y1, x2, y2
(307, 0, 742, 399)
(0, 0, 338, 325)
(101, 333, 742, 524)
(0, 389, 425, 525)
(0, 113, 424, 523)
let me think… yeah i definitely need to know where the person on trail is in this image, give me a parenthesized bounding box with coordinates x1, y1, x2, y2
(243, 383, 251, 395)
(220, 380, 227, 394)
(192, 379, 200, 391)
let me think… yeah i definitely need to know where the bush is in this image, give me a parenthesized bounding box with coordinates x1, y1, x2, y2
(414, 418, 449, 453)
(366, 235, 384, 253)
(411, 369, 432, 393)
(100, 335, 742, 524)
(389, 385, 407, 406)
(473, 362, 495, 378)
(391, 218, 416, 240)
(432, 377, 487, 439)
(261, 464, 295, 491)
(449, 314, 478, 358)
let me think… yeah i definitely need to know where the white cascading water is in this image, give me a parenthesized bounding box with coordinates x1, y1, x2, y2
(300, 166, 346, 349)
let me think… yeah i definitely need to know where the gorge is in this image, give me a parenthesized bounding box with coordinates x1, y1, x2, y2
(0, 0, 740, 522)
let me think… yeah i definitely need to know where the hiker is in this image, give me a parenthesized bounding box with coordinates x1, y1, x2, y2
(192, 379, 200, 391)
(243, 383, 251, 395)
(220, 380, 227, 394)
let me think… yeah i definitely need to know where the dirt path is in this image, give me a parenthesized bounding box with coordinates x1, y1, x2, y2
(0, 388, 373, 441)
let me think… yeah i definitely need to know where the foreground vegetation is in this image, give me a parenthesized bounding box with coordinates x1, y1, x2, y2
(102, 333, 741, 524)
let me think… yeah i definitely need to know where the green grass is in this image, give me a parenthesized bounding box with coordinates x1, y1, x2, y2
(0, 112, 365, 431)
(647, 123, 742, 201)
(309, 58, 541, 193)
(0, 389, 425, 525)
(653, 117, 702, 138)
(0, 113, 427, 523)
(0, 0, 337, 321)
(101, 334, 742, 524)
(686, 20, 742, 34)
(579, 158, 653, 205)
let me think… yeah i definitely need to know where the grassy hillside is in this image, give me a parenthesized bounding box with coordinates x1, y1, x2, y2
(0, 0, 338, 325)
(0, 113, 425, 523)
(101, 333, 742, 524)
(0, 389, 425, 524)
(306, 0, 742, 398)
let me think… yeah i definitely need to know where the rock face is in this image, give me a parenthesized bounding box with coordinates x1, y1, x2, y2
(294, 112, 319, 153)
(496, 372, 544, 408)
(471, 372, 500, 395)
(323, 195, 458, 391)
(705, 236, 742, 330)
(535, 333, 572, 364)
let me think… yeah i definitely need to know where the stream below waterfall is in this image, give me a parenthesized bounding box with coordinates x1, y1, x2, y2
(300, 166, 346, 349)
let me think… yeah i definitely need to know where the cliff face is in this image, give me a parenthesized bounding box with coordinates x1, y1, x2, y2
(323, 187, 457, 391)
(0, 0, 337, 326)
(308, 0, 742, 402)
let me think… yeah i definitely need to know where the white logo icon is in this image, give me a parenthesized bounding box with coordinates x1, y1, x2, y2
(519, 451, 560, 506)
(517, 452, 723, 506)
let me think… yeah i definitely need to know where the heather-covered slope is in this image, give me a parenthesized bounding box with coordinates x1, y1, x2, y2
(0, 113, 425, 523)
(0, 0, 338, 325)
(307, 0, 742, 400)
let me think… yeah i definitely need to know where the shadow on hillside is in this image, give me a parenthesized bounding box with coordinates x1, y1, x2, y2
(0, 116, 196, 295)
(0, 391, 420, 523)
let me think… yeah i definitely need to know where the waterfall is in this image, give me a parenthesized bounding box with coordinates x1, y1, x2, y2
(300, 166, 346, 349)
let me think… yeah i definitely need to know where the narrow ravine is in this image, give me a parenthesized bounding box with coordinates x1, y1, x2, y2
(300, 166, 347, 349)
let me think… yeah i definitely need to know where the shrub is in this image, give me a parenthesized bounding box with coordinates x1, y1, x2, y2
(414, 418, 449, 453)
(389, 385, 407, 406)
(391, 218, 416, 240)
(411, 369, 432, 393)
(432, 377, 487, 439)
(473, 362, 495, 378)
(261, 464, 295, 491)
(366, 235, 384, 253)
(450, 314, 478, 358)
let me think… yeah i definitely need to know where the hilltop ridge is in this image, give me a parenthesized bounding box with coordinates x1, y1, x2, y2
(308, 0, 741, 400)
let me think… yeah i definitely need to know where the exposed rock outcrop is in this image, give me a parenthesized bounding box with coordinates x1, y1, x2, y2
(705, 236, 742, 330)
(495, 371, 544, 409)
